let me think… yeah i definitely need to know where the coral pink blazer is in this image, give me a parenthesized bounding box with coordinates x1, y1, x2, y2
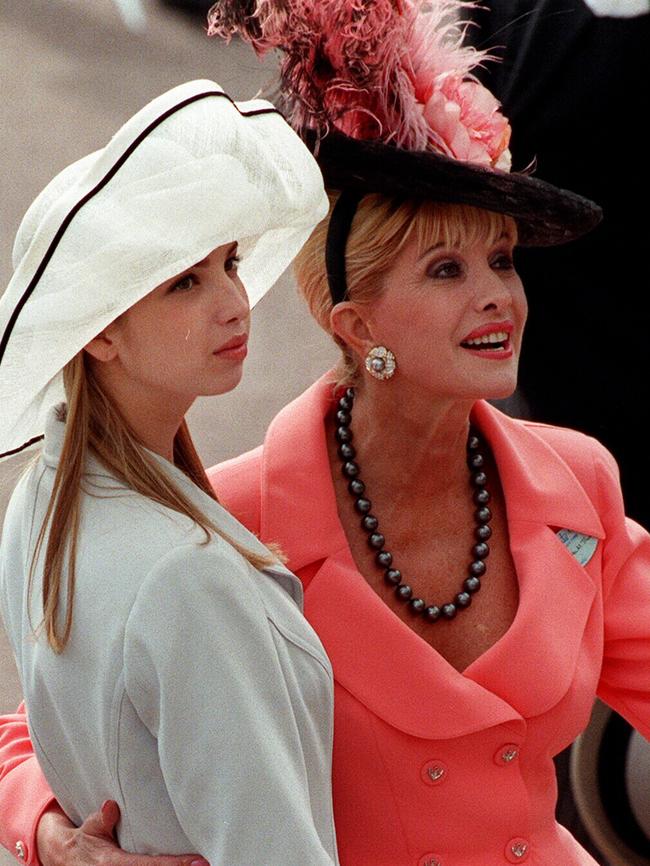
(2, 373, 650, 866)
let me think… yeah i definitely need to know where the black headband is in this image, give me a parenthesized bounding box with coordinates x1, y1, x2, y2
(325, 189, 363, 305)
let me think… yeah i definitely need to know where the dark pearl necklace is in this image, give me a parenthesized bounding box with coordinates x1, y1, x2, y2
(335, 387, 493, 622)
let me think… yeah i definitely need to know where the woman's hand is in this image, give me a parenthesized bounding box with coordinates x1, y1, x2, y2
(36, 801, 209, 866)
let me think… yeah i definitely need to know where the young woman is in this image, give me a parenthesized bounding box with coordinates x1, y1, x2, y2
(0, 80, 338, 866)
(2, 4, 650, 866)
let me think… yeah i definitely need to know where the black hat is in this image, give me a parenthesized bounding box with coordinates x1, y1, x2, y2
(208, 0, 602, 302)
(312, 130, 601, 248)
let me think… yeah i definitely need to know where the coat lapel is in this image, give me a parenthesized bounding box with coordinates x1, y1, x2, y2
(260, 374, 345, 572)
(260, 375, 602, 738)
(463, 402, 602, 718)
(305, 549, 525, 738)
(463, 518, 599, 717)
(471, 401, 604, 538)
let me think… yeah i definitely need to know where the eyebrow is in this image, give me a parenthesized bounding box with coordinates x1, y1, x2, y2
(417, 242, 445, 262)
(417, 230, 515, 262)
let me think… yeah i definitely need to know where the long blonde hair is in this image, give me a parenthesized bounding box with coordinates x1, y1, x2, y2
(294, 194, 516, 384)
(30, 352, 279, 654)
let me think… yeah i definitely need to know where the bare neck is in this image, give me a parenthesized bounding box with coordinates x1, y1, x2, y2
(342, 380, 476, 504)
(91, 365, 192, 462)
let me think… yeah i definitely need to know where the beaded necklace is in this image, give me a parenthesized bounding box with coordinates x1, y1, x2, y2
(335, 387, 493, 622)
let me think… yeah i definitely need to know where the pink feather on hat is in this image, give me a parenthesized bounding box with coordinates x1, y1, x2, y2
(207, 0, 511, 168)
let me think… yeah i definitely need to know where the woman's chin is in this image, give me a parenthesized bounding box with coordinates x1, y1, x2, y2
(470, 370, 519, 402)
(200, 366, 245, 397)
(481, 380, 518, 401)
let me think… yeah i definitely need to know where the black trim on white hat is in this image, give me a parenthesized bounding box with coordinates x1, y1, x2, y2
(0, 91, 282, 461)
(0, 91, 280, 372)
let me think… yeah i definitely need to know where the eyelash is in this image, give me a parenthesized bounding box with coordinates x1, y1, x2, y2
(430, 260, 461, 279)
(169, 254, 241, 292)
(491, 253, 515, 270)
(428, 251, 515, 279)
(170, 274, 196, 293)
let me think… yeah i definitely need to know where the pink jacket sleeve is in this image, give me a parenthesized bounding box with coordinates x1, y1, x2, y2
(0, 702, 56, 865)
(591, 442, 650, 740)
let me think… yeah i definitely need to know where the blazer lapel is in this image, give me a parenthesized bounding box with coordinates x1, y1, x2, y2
(305, 548, 524, 739)
(472, 401, 604, 538)
(260, 374, 344, 573)
(464, 518, 599, 717)
(465, 402, 602, 717)
(260, 379, 603, 737)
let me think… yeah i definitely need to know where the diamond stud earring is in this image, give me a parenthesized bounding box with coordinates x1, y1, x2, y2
(365, 345, 397, 380)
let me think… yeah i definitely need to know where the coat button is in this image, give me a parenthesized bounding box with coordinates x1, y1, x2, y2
(15, 841, 26, 860)
(494, 743, 520, 766)
(420, 759, 448, 786)
(505, 838, 530, 862)
(418, 855, 442, 866)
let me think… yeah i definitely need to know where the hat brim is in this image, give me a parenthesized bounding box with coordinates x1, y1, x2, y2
(311, 131, 602, 246)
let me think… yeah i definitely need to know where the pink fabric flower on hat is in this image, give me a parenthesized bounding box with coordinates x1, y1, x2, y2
(421, 75, 511, 170)
(407, 3, 512, 170)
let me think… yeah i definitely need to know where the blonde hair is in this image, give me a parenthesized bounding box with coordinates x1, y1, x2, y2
(294, 193, 516, 384)
(30, 353, 280, 654)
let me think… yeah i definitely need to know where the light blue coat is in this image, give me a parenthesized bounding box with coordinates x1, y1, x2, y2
(0, 407, 338, 865)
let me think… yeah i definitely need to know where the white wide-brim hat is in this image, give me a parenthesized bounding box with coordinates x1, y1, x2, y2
(0, 80, 328, 461)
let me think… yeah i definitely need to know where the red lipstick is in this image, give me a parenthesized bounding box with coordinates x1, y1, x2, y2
(460, 321, 514, 361)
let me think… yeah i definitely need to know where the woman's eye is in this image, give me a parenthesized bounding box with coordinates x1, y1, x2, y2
(429, 259, 462, 279)
(226, 255, 241, 274)
(491, 253, 515, 271)
(170, 274, 196, 293)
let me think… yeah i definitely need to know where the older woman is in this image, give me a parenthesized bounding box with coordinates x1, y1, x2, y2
(2, 2, 650, 865)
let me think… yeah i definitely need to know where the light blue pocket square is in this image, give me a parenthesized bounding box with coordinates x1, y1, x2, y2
(556, 529, 599, 566)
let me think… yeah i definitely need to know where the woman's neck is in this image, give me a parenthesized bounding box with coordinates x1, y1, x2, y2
(90, 364, 192, 462)
(343, 380, 475, 503)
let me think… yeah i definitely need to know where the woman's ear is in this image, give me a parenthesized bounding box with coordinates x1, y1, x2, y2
(83, 324, 119, 362)
(330, 302, 377, 360)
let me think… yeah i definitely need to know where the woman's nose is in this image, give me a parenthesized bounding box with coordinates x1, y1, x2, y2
(215, 277, 250, 324)
(474, 268, 513, 313)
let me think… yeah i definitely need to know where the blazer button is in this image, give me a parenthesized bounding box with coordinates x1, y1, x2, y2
(494, 743, 520, 766)
(420, 759, 448, 786)
(15, 841, 26, 860)
(418, 854, 442, 866)
(505, 837, 530, 862)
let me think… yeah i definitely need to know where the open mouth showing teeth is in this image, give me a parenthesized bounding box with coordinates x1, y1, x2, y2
(461, 330, 510, 351)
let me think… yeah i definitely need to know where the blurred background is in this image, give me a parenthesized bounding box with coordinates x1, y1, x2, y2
(0, 1, 648, 865)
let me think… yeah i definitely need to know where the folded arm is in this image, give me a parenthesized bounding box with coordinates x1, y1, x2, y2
(124, 543, 337, 866)
(0, 705, 208, 866)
